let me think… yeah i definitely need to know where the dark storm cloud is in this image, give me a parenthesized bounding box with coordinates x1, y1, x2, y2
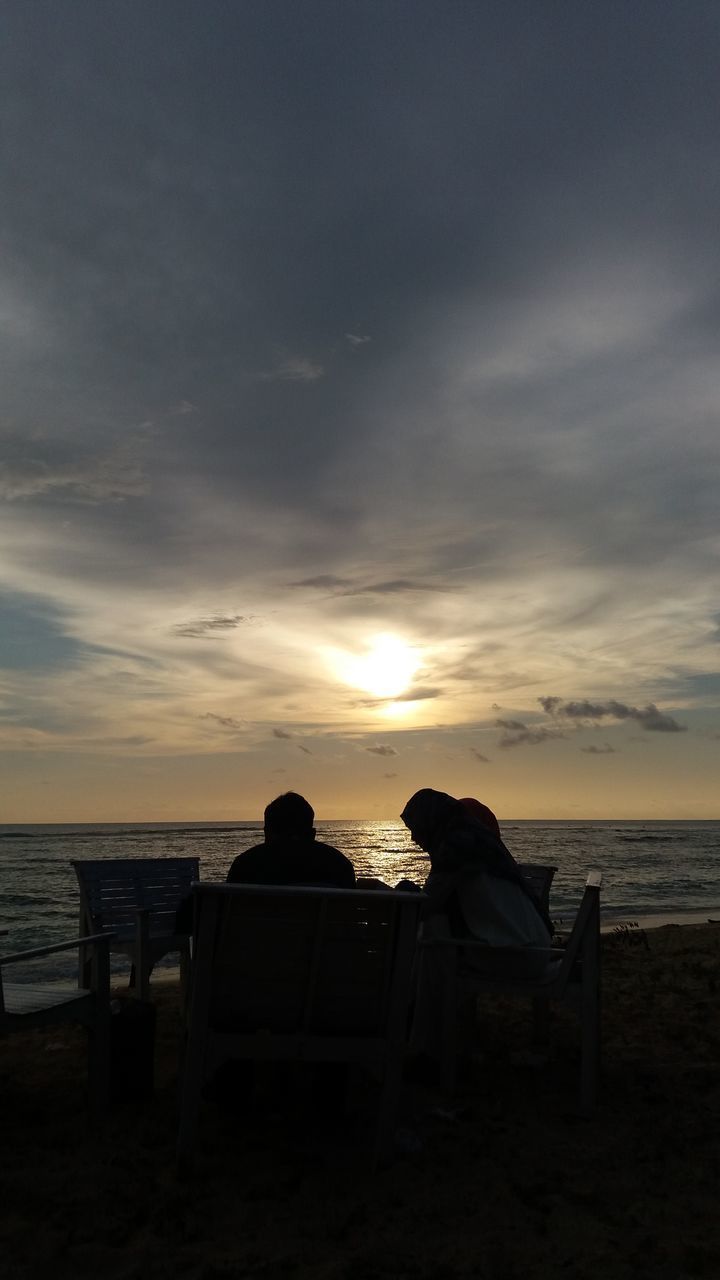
(539, 697, 686, 733)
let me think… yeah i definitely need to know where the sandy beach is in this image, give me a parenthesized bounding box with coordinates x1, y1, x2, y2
(2, 921, 719, 1280)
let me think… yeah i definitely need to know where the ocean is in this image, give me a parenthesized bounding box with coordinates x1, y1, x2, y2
(2, 819, 719, 979)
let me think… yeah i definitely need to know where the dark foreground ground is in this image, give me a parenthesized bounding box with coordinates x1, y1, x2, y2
(2, 923, 719, 1280)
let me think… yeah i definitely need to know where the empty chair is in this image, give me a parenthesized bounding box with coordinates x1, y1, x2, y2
(73, 857, 199, 1001)
(0, 932, 113, 1115)
(177, 883, 423, 1170)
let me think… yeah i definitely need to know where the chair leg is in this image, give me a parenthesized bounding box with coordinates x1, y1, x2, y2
(88, 945, 111, 1119)
(177, 1031, 206, 1174)
(579, 980, 600, 1115)
(373, 1050, 403, 1170)
(579, 906, 601, 1115)
(531, 995, 551, 1046)
(440, 965, 458, 1095)
(134, 911, 151, 1002)
(179, 942, 191, 1026)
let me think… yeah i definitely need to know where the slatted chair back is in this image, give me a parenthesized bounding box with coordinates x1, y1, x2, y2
(517, 862, 558, 915)
(72, 857, 199, 1000)
(73, 857, 199, 939)
(178, 883, 423, 1169)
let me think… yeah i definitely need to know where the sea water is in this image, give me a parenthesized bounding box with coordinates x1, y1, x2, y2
(1, 819, 719, 979)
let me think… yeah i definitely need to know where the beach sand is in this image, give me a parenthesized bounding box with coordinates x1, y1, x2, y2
(1, 922, 719, 1280)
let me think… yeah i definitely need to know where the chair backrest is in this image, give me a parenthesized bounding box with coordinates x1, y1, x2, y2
(552, 870, 602, 987)
(517, 863, 557, 914)
(190, 883, 423, 1040)
(72, 858, 200, 938)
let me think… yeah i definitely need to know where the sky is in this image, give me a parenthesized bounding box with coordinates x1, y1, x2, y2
(1, 1, 719, 822)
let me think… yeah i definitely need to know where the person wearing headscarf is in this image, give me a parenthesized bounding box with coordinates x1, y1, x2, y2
(400, 788, 552, 943)
(400, 789, 552, 1066)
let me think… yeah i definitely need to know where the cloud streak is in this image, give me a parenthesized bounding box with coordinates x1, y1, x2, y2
(539, 697, 686, 733)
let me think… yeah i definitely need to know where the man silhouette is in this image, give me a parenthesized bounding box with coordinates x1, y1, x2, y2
(227, 791, 356, 888)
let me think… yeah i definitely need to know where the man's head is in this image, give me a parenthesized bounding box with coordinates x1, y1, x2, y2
(263, 792, 315, 844)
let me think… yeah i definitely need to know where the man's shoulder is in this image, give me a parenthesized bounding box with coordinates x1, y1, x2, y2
(313, 841, 355, 865)
(314, 840, 351, 857)
(226, 843, 267, 881)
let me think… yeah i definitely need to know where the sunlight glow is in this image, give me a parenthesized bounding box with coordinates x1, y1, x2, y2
(343, 634, 421, 699)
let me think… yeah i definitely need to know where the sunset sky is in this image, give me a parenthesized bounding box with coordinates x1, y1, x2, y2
(2, 1, 719, 822)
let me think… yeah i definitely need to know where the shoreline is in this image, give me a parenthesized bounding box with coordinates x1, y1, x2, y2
(599, 907, 720, 932)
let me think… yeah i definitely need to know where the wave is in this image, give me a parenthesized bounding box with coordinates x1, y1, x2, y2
(617, 834, 682, 843)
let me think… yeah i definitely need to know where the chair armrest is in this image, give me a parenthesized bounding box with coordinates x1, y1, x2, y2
(420, 935, 566, 960)
(0, 933, 116, 967)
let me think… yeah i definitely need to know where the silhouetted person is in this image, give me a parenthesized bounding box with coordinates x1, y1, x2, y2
(401, 788, 551, 1067)
(220, 792, 354, 1122)
(226, 791, 356, 888)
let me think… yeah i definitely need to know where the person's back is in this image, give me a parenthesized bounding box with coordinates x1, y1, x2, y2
(227, 791, 356, 890)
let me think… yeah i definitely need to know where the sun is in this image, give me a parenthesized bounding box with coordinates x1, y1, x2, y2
(347, 634, 421, 699)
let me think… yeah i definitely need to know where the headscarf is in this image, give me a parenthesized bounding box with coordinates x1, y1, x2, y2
(401, 788, 551, 931)
(458, 797, 502, 840)
(400, 789, 516, 877)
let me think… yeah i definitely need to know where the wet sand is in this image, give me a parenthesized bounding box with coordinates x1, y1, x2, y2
(1, 921, 719, 1279)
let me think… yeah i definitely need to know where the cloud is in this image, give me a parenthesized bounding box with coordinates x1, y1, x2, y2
(173, 615, 251, 638)
(297, 744, 313, 754)
(200, 713, 245, 731)
(580, 743, 616, 754)
(259, 357, 324, 382)
(289, 575, 444, 597)
(365, 744, 398, 757)
(470, 748, 490, 762)
(539, 697, 686, 733)
(352, 580, 445, 596)
(396, 686, 442, 703)
(0, 4, 717, 817)
(290, 575, 354, 591)
(383, 772, 398, 778)
(496, 719, 564, 748)
(0, 449, 147, 503)
(272, 727, 292, 739)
